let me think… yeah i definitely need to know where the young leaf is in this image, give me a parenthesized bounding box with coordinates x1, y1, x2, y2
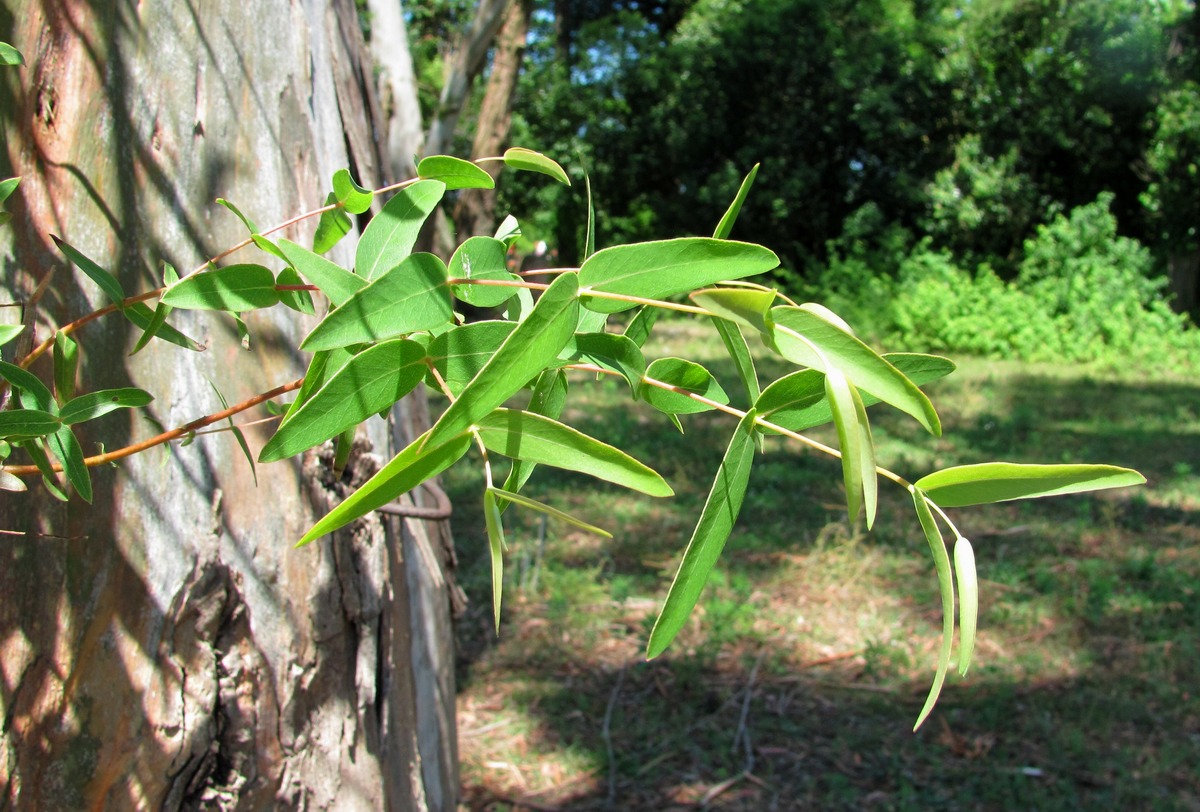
(260, 339, 426, 462)
(712, 163, 759, 240)
(423, 272, 580, 451)
(425, 321, 517, 396)
(417, 155, 495, 190)
(313, 192, 352, 254)
(0, 177, 19, 203)
(449, 236, 520, 308)
(641, 357, 729, 415)
(954, 537, 978, 676)
(277, 239, 365, 306)
(580, 238, 779, 314)
(299, 253, 453, 352)
(484, 488, 506, 633)
(356, 180, 446, 281)
(0, 409, 60, 440)
(59, 388, 154, 425)
(53, 332, 79, 402)
(332, 168, 374, 213)
(647, 409, 757, 659)
(475, 409, 672, 497)
(502, 148, 570, 186)
(0, 43, 23, 66)
(825, 367, 871, 525)
(52, 236, 126, 306)
(275, 266, 316, 315)
(559, 332, 646, 393)
(297, 429, 472, 546)
(914, 463, 1146, 508)
(912, 488, 955, 731)
(161, 264, 280, 311)
(0, 323, 23, 347)
(770, 305, 941, 435)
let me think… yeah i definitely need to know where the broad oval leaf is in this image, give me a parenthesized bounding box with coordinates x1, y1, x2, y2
(580, 238, 779, 314)
(642, 357, 728, 415)
(278, 238, 365, 307)
(503, 147, 570, 186)
(275, 266, 316, 314)
(425, 321, 517, 396)
(449, 236, 519, 307)
(332, 168, 373, 214)
(912, 487, 955, 731)
(356, 180, 446, 281)
(0, 409, 60, 440)
(261, 339, 427, 462)
(647, 409, 757, 659)
(914, 462, 1146, 508)
(476, 408, 672, 497)
(558, 332, 646, 393)
(313, 192, 352, 254)
(418, 155, 495, 190)
(161, 264, 280, 311)
(300, 253, 452, 351)
(59, 388, 153, 425)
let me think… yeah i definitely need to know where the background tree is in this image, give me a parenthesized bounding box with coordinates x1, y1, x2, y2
(0, 1, 457, 808)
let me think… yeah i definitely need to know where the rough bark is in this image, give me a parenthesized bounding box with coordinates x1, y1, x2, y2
(0, 2, 457, 809)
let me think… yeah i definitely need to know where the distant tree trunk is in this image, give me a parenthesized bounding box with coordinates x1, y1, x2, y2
(454, 0, 532, 241)
(0, 2, 457, 809)
(1168, 249, 1199, 316)
(368, 0, 425, 181)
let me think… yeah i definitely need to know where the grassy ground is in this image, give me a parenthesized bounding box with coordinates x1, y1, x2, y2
(442, 320, 1200, 811)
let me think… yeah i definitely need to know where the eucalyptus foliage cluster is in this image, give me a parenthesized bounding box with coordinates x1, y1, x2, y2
(0, 70, 1143, 727)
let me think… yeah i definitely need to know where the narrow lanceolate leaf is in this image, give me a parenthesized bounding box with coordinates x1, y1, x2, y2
(161, 264, 280, 311)
(260, 339, 426, 462)
(275, 266, 316, 314)
(0, 409, 60, 440)
(217, 197, 259, 232)
(449, 236, 519, 308)
(502, 147, 570, 186)
(484, 488, 507, 633)
(915, 463, 1146, 507)
(476, 409, 672, 497)
(297, 429, 472, 546)
(583, 171, 595, 259)
(559, 332, 645, 393)
(712, 318, 759, 406)
(0, 323, 23, 347)
(59, 388, 153, 425)
(417, 155, 495, 190)
(425, 321, 516, 396)
(713, 163, 759, 240)
(332, 168, 374, 213)
(208, 382, 256, 485)
(313, 192, 352, 254)
(0, 360, 53, 407)
(954, 537, 978, 677)
(356, 180, 446, 281)
(825, 367, 871, 525)
(424, 272, 580, 451)
(490, 487, 612, 538)
(642, 357, 729, 416)
(647, 409, 757, 659)
(47, 425, 91, 503)
(278, 239, 365, 306)
(54, 332, 79, 402)
(19, 438, 68, 501)
(912, 488, 955, 731)
(300, 253, 452, 351)
(124, 301, 203, 351)
(130, 299, 173, 355)
(623, 306, 659, 348)
(771, 305, 941, 435)
(691, 287, 776, 336)
(52, 236, 126, 306)
(580, 238, 779, 314)
(501, 369, 568, 500)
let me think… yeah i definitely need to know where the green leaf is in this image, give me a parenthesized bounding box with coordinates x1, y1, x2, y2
(59, 388, 153, 425)
(313, 192, 352, 254)
(476, 409, 672, 497)
(161, 264, 280, 311)
(275, 266, 316, 315)
(623, 306, 659, 348)
(356, 180, 446, 281)
(484, 488, 506, 633)
(713, 163, 759, 240)
(297, 429, 471, 546)
(494, 215, 521, 245)
(281, 348, 355, 426)
(490, 487, 612, 537)
(48, 424, 91, 502)
(641, 357, 729, 415)
(424, 272, 580, 450)
(123, 301, 203, 352)
(712, 318, 759, 405)
(954, 537, 978, 677)
(0, 323, 23, 348)
(208, 382, 256, 485)
(449, 236, 520, 308)
(770, 305, 941, 435)
(500, 369, 568, 500)
(691, 286, 776, 335)
(260, 339, 426, 462)
(417, 155, 495, 190)
(332, 168, 374, 214)
(0, 360, 54, 408)
(912, 488, 954, 731)
(130, 274, 174, 355)
(647, 409, 757, 659)
(580, 238, 779, 313)
(0, 43, 24, 66)
(559, 332, 645, 393)
(0, 176, 19, 204)
(251, 234, 290, 263)
(52, 236, 126, 306)
(277, 239, 365, 307)
(18, 438, 68, 501)
(300, 253, 453, 351)
(53, 332, 78, 402)
(503, 148, 570, 186)
(425, 321, 517, 396)
(216, 197, 259, 233)
(0, 409, 60, 440)
(914, 462, 1145, 508)
(825, 367, 875, 526)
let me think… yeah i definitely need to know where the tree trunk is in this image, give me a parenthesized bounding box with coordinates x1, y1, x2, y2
(0, 2, 457, 809)
(1168, 248, 1200, 316)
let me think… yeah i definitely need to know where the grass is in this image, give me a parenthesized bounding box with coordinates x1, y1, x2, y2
(443, 320, 1200, 811)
